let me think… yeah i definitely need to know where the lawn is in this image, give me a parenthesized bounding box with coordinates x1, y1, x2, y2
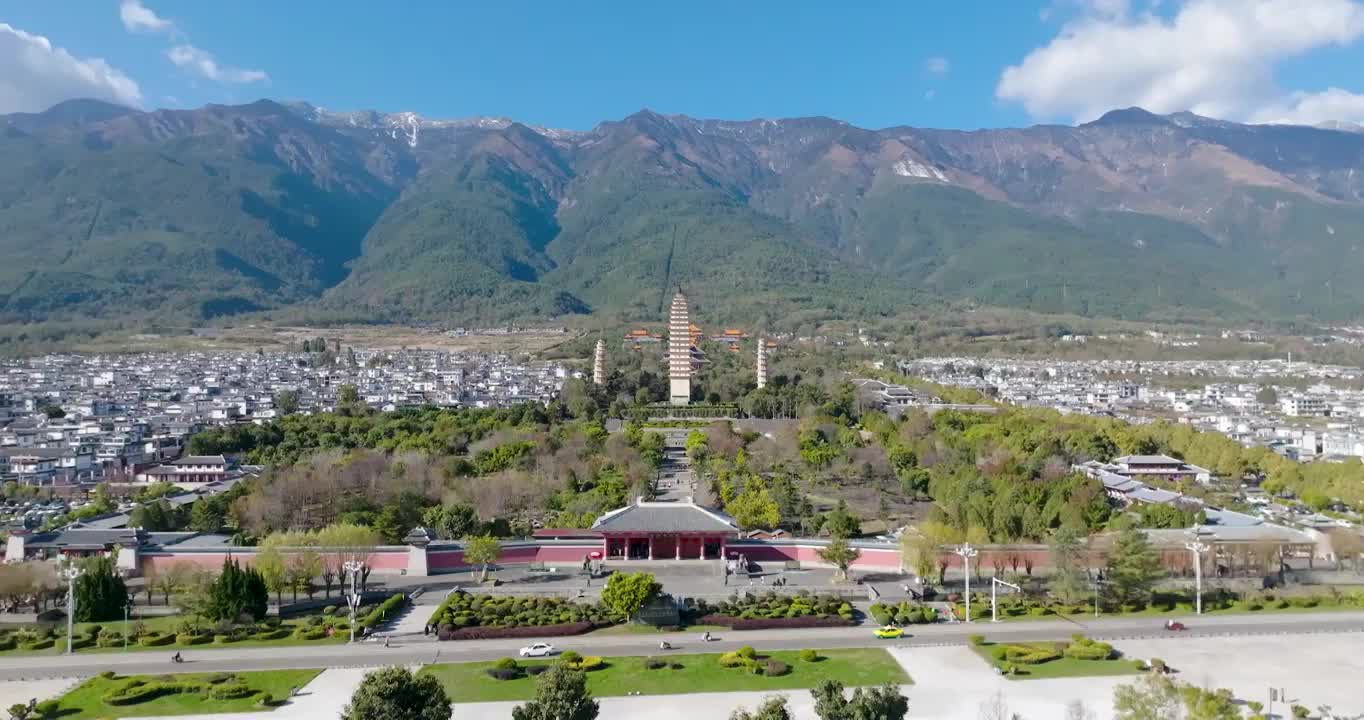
(421, 648, 909, 702)
(48, 669, 321, 719)
(0, 612, 353, 656)
(970, 641, 1142, 681)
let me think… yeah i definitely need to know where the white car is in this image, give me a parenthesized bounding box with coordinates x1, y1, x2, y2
(519, 642, 557, 658)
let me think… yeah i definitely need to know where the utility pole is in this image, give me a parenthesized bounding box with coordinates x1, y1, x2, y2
(60, 563, 84, 655)
(990, 577, 1021, 623)
(955, 544, 979, 623)
(1185, 526, 1209, 615)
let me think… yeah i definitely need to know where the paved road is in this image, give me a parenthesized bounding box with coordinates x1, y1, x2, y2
(1, 610, 1360, 681)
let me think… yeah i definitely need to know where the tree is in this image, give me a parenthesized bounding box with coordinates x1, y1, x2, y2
(189, 495, 229, 533)
(342, 666, 450, 720)
(337, 384, 360, 406)
(73, 556, 129, 622)
(731, 696, 792, 720)
(822, 502, 862, 539)
(155, 563, 191, 606)
(422, 503, 481, 540)
(1111, 675, 1183, 720)
(811, 680, 908, 720)
(207, 559, 268, 622)
(39, 404, 64, 419)
(273, 390, 300, 415)
(1328, 528, 1363, 572)
(1255, 387, 1279, 406)
(900, 533, 938, 584)
(1105, 528, 1164, 608)
(463, 535, 502, 583)
(512, 664, 598, 720)
(256, 547, 287, 606)
(817, 538, 861, 583)
(727, 482, 781, 530)
(287, 550, 322, 601)
(599, 572, 660, 621)
(1048, 527, 1089, 605)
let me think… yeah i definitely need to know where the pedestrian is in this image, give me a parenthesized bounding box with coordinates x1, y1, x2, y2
(384, 635, 391, 648)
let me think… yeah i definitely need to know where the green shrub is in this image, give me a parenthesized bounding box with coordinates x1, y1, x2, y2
(139, 633, 175, 647)
(253, 628, 291, 641)
(19, 639, 54, 651)
(176, 633, 210, 645)
(968, 634, 985, 646)
(213, 634, 232, 644)
(763, 659, 789, 676)
(494, 657, 519, 670)
(99, 671, 117, 680)
(718, 652, 745, 668)
(737, 646, 757, 660)
(799, 649, 819, 662)
(644, 657, 667, 670)
(206, 672, 236, 685)
(1002, 644, 1061, 665)
(567, 655, 603, 671)
(1063, 641, 1114, 661)
(1150, 658, 1166, 674)
(291, 627, 326, 641)
(34, 700, 58, 718)
(322, 606, 337, 616)
(208, 683, 254, 700)
(559, 650, 581, 665)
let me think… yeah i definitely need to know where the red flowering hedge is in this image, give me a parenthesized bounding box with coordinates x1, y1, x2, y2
(438, 621, 596, 641)
(696, 614, 855, 630)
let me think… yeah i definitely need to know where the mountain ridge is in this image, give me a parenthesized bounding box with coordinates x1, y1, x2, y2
(6, 98, 1364, 329)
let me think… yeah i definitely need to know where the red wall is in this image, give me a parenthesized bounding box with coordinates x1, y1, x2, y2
(139, 549, 410, 575)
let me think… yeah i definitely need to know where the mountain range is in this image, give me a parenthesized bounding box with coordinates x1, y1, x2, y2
(5, 98, 1364, 330)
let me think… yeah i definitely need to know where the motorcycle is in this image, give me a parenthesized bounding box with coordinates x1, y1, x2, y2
(659, 641, 672, 651)
(1164, 620, 1187, 632)
(171, 653, 184, 663)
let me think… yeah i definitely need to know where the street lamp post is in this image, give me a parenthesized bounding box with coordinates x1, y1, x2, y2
(343, 560, 365, 643)
(990, 577, 1021, 623)
(1185, 526, 1209, 615)
(124, 600, 131, 651)
(59, 563, 84, 655)
(955, 544, 979, 623)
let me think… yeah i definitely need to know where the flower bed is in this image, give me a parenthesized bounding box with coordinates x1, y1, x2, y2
(691, 591, 853, 624)
(869, 601, 938, 625)
(697, 614, 854, 630)
(439, 620, 596, 641)
(429, 591, 614, 638)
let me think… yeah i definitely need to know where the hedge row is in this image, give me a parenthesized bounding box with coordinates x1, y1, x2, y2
(359, 594, 408, 630)
(439, 620, 595, 641)
(696, 614, 855, 630)
(104, 679, 204, 706)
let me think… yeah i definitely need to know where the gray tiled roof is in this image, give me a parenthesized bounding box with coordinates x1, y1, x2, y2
(592, 502, 738, 533)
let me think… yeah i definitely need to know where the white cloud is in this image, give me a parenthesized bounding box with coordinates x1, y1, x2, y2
(167, 44, 268, 84)
(119, 0, 173, 33)
(0, 23, 141, 113)
(999, 0, 1364, 126)
(925, 56, 950, 76)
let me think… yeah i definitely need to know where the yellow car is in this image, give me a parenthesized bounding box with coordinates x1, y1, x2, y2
(873, 626, 904, 639)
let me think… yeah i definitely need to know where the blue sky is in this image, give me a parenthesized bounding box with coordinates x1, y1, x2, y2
(6, 1, 1364, 130)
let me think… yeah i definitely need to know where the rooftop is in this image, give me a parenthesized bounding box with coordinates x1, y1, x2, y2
(592, 499, 739, 534)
